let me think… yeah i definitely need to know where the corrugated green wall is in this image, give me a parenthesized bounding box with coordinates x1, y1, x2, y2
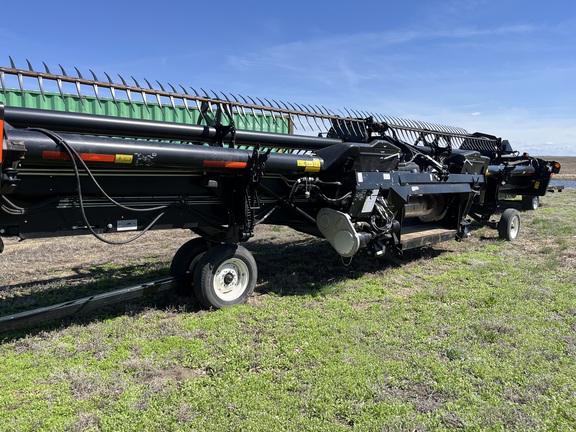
(1, 89, 290, 134)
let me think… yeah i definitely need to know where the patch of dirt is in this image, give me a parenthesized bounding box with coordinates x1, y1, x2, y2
(0, 230, 192, 288)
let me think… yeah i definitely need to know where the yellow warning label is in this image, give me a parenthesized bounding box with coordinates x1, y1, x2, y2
(534, 181, 540, 189)
(298, 159, 321, 172)
(115, 154, 134, 164)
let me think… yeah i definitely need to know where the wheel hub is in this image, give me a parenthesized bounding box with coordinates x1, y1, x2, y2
(213, 258, 249, 299)
(223, 272, 235, 286)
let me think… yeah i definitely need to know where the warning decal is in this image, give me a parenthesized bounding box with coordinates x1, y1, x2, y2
(115, 154, 134, 164)
(297, 159, 321, 172)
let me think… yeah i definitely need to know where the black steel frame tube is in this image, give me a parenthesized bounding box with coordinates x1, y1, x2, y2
(4, 106, 342, 151)
(5, 128, 325, 175)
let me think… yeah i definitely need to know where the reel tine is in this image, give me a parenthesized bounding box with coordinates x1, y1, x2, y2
(211, 90, 228, 121)
(286, 101, 305, 131)
(73, 67, 85, 106)
(242, 94, 262, 128)
(295, 103, 314, 131)
(238, 94, 255, 128)
(168, 83, 189, 118)
(89, 70, 103, 108)
(42, 62, 64, 99)
(251, 96, 268, 128)
(322, 106, 336, 130)
(132, 76, 150, 113)
(383, 115, 400, 139)
(255, 97, 272, 128)
(200, 88, 215, 116)
(167, 82, 180, 118)
(104, 72, 120, 111)
(29, 60, 47, 101)
(277, 99, 296, 130)
(343, 107, 354, 119)
(118, 74, 134, 112)
(420, 120, 434, 131)
(9, 56, 16, 69)
(16, 67, 26, 99)
(0, 69, 5, 98)
(317, 105, 332, 131)
(278, 99, 293, 117)
(219, 91, 231, 102)
(145, 78, 163, 112)
(153, 80, 164, 92)
(178, 84, 194, 120)
(54, 64, 65, 100)
(293, 103, 308, 131)
(391, 116, 409, 142)
(405, 119, 427, 144)
(306, 105, 323, 131)
(229, 93, 247, 127)
(402, 117, 416, 131)
(405, 119, 422, 144)
(273, 99, 291, 130)
(235, 94, 249, 128)
(346, 108, 363, 136)
(336, 109, 352, 136)
(221, 92, 238, 124)
(263, 98, 281, 128)
(189, 86, 204, 115)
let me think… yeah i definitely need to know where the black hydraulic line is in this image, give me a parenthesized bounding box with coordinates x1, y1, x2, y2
(30, 127, 170, 245)
(30, 128, 171, 213)
(3, 106, 342, 151)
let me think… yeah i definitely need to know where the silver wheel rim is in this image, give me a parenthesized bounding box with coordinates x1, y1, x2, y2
(212, 258, 249, 301)
(509, 216, 520, 239)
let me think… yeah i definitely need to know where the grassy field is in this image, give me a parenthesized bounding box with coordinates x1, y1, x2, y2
(0, 190, 575, 431)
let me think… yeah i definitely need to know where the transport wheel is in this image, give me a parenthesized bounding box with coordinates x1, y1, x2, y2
(521, 195, 539, 211)
(498, 208, 521, 241)
(170, 238, 211, 296)
(193, 244, 257, 309)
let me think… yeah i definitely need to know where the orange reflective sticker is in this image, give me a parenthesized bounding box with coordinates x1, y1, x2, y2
(203, 160, 247, 169)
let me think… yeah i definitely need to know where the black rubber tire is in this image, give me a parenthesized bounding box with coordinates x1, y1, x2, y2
(193, 244, 257, 309)
(521, 195, 539, 211)
(498, 208, 521, 241)
(170, 238, 211, 296)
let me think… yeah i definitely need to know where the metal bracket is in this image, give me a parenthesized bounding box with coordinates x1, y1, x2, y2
(199, 101, 236, 147)
(240, 145, 270, 240)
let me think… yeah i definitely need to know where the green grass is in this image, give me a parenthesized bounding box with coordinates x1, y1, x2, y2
(1, 191, 575, 431)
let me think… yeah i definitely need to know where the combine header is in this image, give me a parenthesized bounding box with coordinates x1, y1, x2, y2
(0, 58, 561, 311)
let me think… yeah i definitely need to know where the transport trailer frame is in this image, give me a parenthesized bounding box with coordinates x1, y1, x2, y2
(0, 60, 561, 312)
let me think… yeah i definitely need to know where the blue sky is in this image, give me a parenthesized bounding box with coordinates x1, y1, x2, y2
(2, 0, 575, 156)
